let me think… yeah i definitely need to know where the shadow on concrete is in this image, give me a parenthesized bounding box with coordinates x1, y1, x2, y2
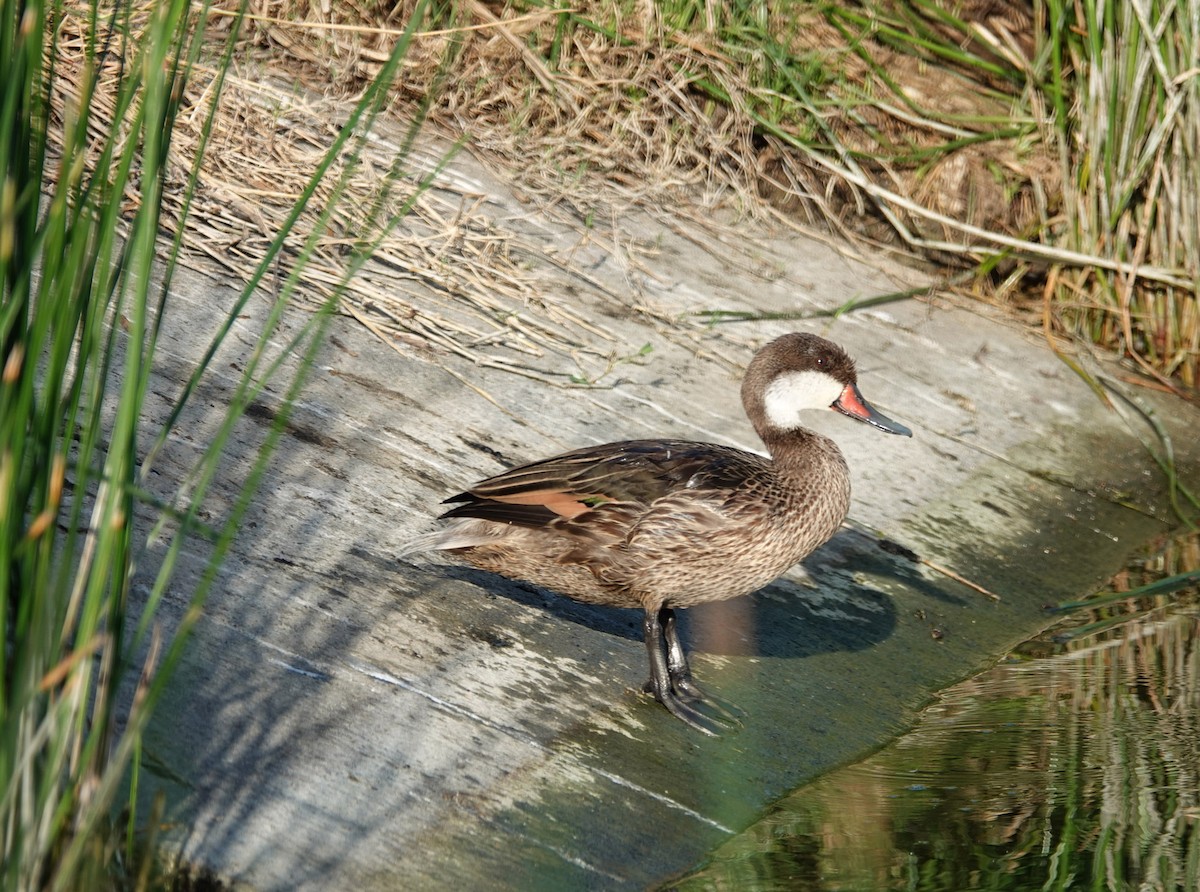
(134, 348, 415, 888)
(401, 523, 929, 663)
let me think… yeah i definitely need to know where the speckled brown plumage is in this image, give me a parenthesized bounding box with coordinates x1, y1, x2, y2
(404, 332, 911, 733)
(439, 435, 851, 612)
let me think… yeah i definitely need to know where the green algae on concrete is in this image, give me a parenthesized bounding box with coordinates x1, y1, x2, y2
(670, 531, 1200, 891)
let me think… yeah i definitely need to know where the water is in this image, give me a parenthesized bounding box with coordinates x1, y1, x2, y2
(671, 530, 1200, 891)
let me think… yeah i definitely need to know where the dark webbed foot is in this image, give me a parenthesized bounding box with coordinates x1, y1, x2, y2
(642, 606, 740, 735)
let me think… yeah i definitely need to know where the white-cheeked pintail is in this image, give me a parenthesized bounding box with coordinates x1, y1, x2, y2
(402, 333, 912, 734)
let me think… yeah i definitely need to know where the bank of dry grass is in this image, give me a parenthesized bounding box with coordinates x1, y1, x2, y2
(53, 1, 1198, 387)
(241, 0, 1199, 387)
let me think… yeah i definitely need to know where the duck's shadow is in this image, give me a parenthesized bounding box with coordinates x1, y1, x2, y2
(435, 528, 946, 660)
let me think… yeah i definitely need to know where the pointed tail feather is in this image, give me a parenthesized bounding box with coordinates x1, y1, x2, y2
(396, 520, 504, 558)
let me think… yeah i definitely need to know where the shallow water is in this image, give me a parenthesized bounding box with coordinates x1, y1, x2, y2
(671, 530, 1200, 892)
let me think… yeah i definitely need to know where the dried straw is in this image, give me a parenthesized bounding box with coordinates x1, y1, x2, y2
(49, 1, 1200, 386)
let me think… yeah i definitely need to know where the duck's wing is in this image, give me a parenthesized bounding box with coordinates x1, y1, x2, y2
(440, 440, 766, 531)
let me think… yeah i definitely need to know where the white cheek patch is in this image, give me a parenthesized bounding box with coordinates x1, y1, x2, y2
(763, 370, 844, 430)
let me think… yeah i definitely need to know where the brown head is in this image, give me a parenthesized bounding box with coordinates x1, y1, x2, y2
(740, 333, 912, 444)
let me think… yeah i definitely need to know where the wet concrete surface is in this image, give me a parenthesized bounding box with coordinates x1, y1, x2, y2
(672, 527, 1200, 890)
(135, 142, 1200, 889)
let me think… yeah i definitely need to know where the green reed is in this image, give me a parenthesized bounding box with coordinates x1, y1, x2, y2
(0, 0, 437, 887)
(1040, 0, 1200, 386)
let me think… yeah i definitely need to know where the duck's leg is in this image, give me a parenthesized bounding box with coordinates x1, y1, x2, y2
(642, 606, 721, 735)
(660, 606, 704, 701)
(660, 606, 743, 724)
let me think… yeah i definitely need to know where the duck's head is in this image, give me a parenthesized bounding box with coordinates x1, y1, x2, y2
(742, 332, 912, 439)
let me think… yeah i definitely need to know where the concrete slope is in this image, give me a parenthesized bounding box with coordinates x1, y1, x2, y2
(138, 147, 1199, 890)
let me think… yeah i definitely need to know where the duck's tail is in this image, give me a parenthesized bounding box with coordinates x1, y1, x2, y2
(395, 519, 504, 558)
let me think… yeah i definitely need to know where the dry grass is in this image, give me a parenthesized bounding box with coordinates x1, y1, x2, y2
(240, 0, 1200, 387)
(50, 4, 651, 388)
(51, 1, 1200, 387)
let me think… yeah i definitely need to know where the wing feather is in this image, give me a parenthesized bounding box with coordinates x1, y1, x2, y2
(440, 439, 771, 532)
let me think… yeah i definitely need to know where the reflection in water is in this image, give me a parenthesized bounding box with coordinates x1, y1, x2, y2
(671, 531, 1200, 891)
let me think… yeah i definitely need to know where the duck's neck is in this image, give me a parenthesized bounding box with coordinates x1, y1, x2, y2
(760, 426, 852, 549)
(760, 426, 849, 484)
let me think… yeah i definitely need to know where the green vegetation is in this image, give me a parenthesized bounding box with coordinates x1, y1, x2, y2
(0, 0, 439, 887)
(1042, 0, 1199, 387)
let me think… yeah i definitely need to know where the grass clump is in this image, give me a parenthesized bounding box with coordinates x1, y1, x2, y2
(1040, 0, 1200, 387)
(1, 0, 440, 887)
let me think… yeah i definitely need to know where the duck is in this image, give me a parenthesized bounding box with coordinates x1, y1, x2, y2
(401, 332, 911, 734)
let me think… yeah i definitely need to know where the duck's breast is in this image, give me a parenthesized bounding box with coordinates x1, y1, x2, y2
(612, 445, 851, 608)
